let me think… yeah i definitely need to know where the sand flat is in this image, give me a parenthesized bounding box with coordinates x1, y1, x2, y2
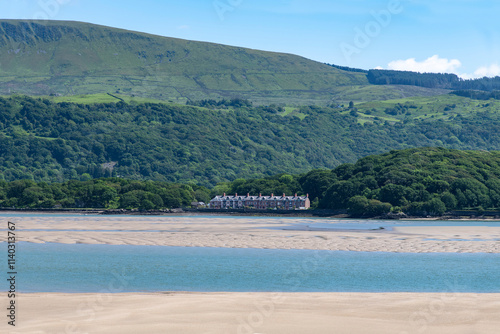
(2, 292, 499, 334)
(1, 215, 499, 253)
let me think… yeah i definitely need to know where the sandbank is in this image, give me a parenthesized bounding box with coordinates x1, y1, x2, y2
(1, 215, 499, 253)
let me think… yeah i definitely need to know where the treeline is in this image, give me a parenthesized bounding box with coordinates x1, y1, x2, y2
(186, 98, 252, 108)
(450, 90, 500, 100)
(3, 148, 500, 215)
(220, 148, 500, 217)
(325, 63, 368, 74)
(367, 69, 500, 91)
(0, 178, 211, 210)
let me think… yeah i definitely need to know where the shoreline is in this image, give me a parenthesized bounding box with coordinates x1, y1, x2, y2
(3, 207, 500, 220)
(3, 292, 499, 334)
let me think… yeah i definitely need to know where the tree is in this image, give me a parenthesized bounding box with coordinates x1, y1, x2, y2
(423, 198, 447, 216)
(440, 192, 458, 210)
(378, 184, 410, 207)
(347, 196, 369, 217)
(365, 200, 392, 217)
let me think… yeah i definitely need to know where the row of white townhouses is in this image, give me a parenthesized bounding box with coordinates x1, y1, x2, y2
(209, 193, 310, 210)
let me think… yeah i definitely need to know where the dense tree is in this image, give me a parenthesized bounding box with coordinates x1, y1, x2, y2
(4, 95, 500, 187)
(368, 69, 500, 91)
(313, 148, 500, 215)
(0, 178, 207, 210)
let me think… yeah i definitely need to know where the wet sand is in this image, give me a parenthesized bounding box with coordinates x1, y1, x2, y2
(1, 215, 499, 253)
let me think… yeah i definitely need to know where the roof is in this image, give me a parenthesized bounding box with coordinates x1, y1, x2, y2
(210, 194, 308, 201)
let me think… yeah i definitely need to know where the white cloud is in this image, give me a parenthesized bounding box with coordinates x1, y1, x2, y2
(387, 55, 462, 74)
(382, 55, 500, 79)
(471, 64, 500, 78)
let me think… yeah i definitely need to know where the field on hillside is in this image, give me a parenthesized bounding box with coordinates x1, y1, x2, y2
(354, 94, 498, 124)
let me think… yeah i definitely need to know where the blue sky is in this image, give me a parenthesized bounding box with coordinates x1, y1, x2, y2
(2, 0, 500, 78)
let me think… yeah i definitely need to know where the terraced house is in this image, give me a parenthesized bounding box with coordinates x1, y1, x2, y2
(209, 193, 310, 210)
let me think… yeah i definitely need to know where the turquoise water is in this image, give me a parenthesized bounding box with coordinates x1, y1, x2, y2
(264, 219, 500, 231)
(4, 242, 499, 293)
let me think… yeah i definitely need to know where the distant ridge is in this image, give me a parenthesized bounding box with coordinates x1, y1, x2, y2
(0, 19, 371, 104)
(0, 19, 451, 104)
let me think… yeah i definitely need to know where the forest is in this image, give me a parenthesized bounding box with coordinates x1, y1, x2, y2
(3, 148, 500, 217)
(3, 96, 500, 187)
(367, 69, 500, 91)
(0, 178, 211, 210)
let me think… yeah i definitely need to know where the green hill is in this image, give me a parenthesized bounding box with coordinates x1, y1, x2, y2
(316, 147, 500, 216)
(3, 95, 500, 186)
(0, 20, 446, 105)
(0, 19, 364, 104)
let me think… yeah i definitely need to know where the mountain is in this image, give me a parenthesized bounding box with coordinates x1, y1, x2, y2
(0, 19, 364, 104)
(0, 20, 445, 105)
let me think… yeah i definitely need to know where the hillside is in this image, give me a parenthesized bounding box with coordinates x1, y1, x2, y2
(0, 20, 447, 105)
(3, 95, 500, 185)
(0, 19, 365, 105)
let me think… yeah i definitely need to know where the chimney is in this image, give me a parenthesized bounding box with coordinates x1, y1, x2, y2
(306, 193, 309, 198)
(247, 193, 250, 197)
(259, 193, 262, 197)
(223, 193, 226, 196)
(235, 193, 238, 197)
(295, 193, 297, 197)
(283, 193, 286, 198)
(271, 193, 274, 197)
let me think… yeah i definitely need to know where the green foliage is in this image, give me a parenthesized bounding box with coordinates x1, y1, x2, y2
(367, 70, 460, 89)
(347, 195, 370, 217)
(314, 147, 500, 216)
(368, 69, 500, 91)
(229, 174, 303, 197)
(186, 98, 252, 109)
(6, 92, 500, 200)
(298, 170, 337, 201)
(12, 94, 500, 186)
(0, 178, 207, 209)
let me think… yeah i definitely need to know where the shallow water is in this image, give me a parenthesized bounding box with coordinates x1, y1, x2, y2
(4, 242, 499, 293)
(2, 213, 499, 233)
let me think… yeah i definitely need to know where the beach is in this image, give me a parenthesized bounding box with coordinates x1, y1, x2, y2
(1, 214, 499, 333)
(3, 292, 499, 333)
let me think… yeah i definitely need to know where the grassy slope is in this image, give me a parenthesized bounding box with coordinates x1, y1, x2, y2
(0, 20, 365, 104)
(0, 20, 446, 105)
(353, 94, 499, 124)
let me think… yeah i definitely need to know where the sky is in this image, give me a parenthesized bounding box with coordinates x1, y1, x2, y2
(1, 0, 500, 78)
